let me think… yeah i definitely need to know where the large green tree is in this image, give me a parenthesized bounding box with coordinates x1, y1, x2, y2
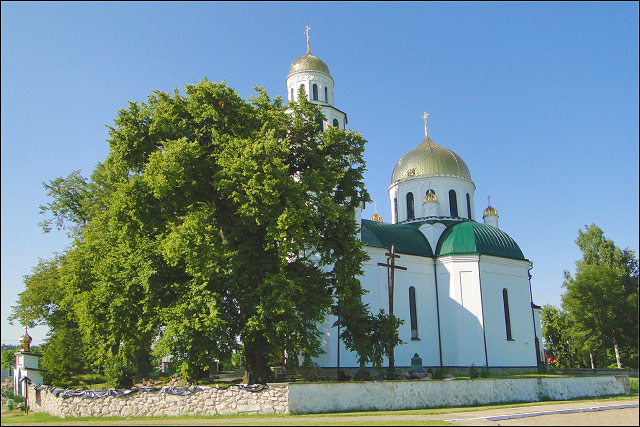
(561, 225, 639, 369)
(13, 80, 374, 384)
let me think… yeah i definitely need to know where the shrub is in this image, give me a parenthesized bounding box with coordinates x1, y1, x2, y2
(104, 358, 135, 389)
(432, 368, 445, 380)
(469, 364, 478, 379)
(6, 399, 15, 410)
(629, 377, 638, 394)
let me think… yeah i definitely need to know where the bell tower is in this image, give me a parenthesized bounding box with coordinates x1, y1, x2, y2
(286, 26, 347, 130)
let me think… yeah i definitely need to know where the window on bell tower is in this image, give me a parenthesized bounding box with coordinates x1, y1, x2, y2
(449, 190, 458, 217)
(466, 193, 472, 219)
(406, 192, 415, 220)
(312, 84, 319, 101)
(332, 118, 339, 127)
(324, 87, 328, 102)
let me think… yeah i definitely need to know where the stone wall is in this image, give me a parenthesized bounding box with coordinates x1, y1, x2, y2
(287, 376, 630, 414)
(25, 376, 629, 418)
(26, 384, 289, 418)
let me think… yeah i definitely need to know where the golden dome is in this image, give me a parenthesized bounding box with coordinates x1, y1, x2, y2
(370, 212, 383, 222)
(424, 190, 439, 204)
(288, 53, 331, 76)
(483, 205, 499, 218)
(391, 136, 472, 184)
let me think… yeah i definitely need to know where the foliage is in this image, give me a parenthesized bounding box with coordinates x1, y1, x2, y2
(339, 308, 404, 369)
(561, 224, 638, 369)
(12, 80, 373, 385)
(2, 348, 16, 371)
(104, 357, 135, 389)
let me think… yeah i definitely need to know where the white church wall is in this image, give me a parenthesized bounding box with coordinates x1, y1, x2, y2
(436, 256, 486, 367)
(479, 256, 538, 367)
(314, 246, 440, 368)
(389, 176, 476, 223)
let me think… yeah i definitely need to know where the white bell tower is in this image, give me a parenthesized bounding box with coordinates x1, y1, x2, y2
(286, 26, 348, 130)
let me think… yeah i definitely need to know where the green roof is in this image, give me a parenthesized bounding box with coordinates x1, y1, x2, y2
(361, 219, 433, 257)
(435, 221, 525, 260)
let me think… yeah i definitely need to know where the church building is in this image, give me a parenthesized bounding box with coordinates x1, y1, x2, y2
(286, 31, 544, 370)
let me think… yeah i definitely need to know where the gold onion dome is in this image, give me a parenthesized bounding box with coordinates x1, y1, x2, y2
(19, 328, 32, 352)
(289, 53, 331, 76)
(483, 205, 499, 218)
(391, 136, 472, 184)
(370, 203, 383, 222)
(424, 190, 439, 204)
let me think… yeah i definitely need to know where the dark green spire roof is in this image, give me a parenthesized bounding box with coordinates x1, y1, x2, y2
(361, 219, 433, 257)
(435, 221, 525, 260)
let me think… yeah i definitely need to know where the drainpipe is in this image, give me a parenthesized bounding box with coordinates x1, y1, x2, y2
(433, 257, 443, 367)
(527, 262, 541, 369)
(477, 255, 490, 368)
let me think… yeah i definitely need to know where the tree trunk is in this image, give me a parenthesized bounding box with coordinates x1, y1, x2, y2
(589, 352, 595, 369)
(614, 342, 622, 369)
(242, 337, 272, 384)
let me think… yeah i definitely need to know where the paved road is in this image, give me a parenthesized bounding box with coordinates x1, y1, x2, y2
(440, 399, 639, 426)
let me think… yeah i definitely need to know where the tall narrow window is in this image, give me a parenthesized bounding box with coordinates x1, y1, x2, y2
(449, 190, 458, 217)
(409, 286, 419, 339)
(503, 288, 513, 340)
(406, 192, 415, 220)
(466, 193, 472, 219)
(394, 197, 398, 223)
(312, 84, 319, 100)
(333, 118, 339, 127)
(324, 87, 328, 102)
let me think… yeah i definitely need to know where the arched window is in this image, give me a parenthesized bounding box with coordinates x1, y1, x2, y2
(503, 288, 513, 340)
(332, 118, 339, 128)
(312, 84, 319, 100)
(449, 190, 458, 217)
(406, 192, 415, 220)
(324, 87, 328, 102)
(466, 193, 472, 219)
(409, 286, 418, 339)
(290, 88, 294, 101)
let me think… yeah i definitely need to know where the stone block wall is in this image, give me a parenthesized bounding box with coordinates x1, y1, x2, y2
(25, 376, 629, 417)
(27, 384, 289, 418)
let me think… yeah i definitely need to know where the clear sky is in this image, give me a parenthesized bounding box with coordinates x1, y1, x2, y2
(2, 2, 638, 346)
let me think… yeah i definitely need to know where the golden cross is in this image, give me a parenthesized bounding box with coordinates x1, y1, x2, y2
(305, 26, 311, 54)
(487, 195, 492, 206)
(422, 112, 430, 137)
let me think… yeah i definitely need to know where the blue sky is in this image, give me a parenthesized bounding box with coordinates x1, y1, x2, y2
(2, 2, 638, 345)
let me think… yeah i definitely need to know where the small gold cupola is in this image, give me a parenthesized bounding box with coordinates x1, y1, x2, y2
(482, 196, 499, 228)
(370, 203, 383, 222)
(19, 327, 32, 353)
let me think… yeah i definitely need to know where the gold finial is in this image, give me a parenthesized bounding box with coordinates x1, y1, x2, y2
(422, 112, 430, 137)
(370, 202, 383, 222)
(424, 184, 438, 203)
(483, 196, 498, 218)
(305, 26, 311, 54)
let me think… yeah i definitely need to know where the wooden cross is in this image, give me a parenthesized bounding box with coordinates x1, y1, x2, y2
(377, 245, 406, 373)
(305, 26, 311, 53)
(422, 112, 429, 137)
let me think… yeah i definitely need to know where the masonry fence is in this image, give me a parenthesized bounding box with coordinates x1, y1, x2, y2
(26, 375, 630, 418)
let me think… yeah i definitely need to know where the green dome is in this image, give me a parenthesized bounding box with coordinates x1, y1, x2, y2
(361, 219, 433, 257)
(436, 221, 525, 260)
(391, 136, 472, 183)
(289, 53, 331, 76)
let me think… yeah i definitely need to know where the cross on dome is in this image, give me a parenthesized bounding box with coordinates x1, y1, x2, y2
(422, 112, 430, 137)
(305, 26, 311, 54)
